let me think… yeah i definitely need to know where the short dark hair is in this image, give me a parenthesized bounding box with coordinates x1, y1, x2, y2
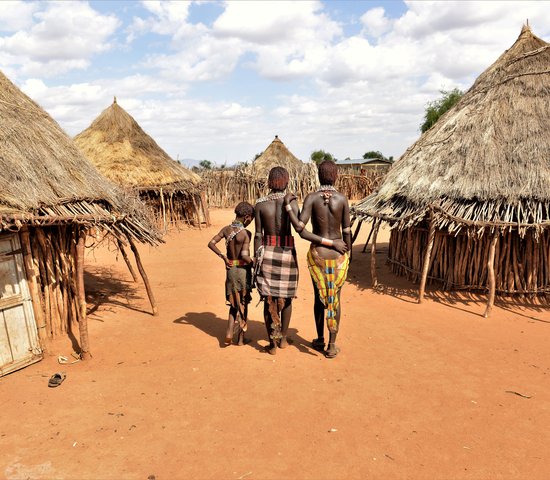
(318, 160, 338, 185)
(235, 201, 254, 218)
(268, 166, 289, 191)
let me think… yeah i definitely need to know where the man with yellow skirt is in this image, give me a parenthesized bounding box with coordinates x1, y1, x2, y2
(284, 160, 351, 358)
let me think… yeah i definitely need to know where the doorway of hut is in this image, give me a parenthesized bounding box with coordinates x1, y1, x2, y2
(0, 233, 42, 376)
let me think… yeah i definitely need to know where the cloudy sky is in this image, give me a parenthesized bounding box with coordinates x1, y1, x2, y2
(1, 1, 549, 167)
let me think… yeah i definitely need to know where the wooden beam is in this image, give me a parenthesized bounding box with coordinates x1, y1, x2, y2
(20, 227, 48, 350)
(370, 220, 381, 287)
(127, 236, 159, 316)
(484, 232, 499, 318)
(76, 228, 91, 360)
(362, 222, 375, 253)
(418, 213, 436, 304)
(160, 187, 167, 234)
(117, 239, 139, 283)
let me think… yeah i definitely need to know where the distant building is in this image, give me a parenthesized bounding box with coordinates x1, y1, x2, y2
(336, 158, 393, 175)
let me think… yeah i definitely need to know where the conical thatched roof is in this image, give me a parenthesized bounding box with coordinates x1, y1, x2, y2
(354, 25, 550, 235)
(75, 99, 201, 192)
(247, 135, 305, 179)
(0, 70, 158, 243)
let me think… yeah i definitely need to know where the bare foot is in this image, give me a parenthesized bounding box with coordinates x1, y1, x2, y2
(279, 336, 289, 349)
(325, 343, 340, 358)
(265, 344, 277, 355)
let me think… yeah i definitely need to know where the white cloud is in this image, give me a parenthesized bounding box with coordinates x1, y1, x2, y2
(361, 7, 392, 37)
(0, 1, 119, 76)
(0, 1, 39, 31)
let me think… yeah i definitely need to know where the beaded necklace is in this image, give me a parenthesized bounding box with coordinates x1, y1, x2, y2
(317, 185, 337, 204)
(255, 191, 286, 204)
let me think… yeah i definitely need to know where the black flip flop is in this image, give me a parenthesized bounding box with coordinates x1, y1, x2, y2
(48, 372, 66, 388)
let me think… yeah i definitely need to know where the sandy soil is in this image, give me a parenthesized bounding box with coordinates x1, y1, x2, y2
(1, 208, 550, 480)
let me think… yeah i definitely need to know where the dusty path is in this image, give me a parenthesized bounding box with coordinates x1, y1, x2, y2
(1, 208, 550, 479)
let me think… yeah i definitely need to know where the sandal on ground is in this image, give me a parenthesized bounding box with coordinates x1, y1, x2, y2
(48, 372, 66, 388)
(311, 338, 325, 352)
(325, 344, 340, 359)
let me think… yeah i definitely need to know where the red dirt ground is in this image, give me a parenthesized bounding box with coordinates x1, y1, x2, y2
(1, 208, 550, 480)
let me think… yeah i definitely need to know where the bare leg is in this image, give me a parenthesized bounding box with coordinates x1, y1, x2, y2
(226, 306, 237, 345)
(311, 283, 325, 351)
(237, 302, 248, 346)
(279, 298, 292, 348)
(326, 291, 342, 358)
(263, 301, 277, 354)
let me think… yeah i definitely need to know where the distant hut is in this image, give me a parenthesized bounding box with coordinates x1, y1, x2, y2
(75, 99, 209, 231)
(0, 72, 161, 375)
(202, 135, 318, 207)
(352, 25, 550, 316)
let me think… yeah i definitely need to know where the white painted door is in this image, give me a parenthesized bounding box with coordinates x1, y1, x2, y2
(0, 234, 42, 376)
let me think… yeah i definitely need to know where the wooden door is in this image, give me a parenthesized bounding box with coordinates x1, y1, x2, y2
(0, 234, 42, 376)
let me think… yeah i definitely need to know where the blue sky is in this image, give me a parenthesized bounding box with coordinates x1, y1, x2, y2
(1, 1, 549, 167)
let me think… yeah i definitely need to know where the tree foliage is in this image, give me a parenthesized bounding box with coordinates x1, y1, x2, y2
(310, 150, 335, 165)
(199, 159, 213, 170)
(363, 150, 386, 160)
(420, 88, 463, 133)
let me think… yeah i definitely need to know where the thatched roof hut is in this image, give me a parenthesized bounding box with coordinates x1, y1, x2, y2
(352, 25, 550, 315)
(202, 135, 318, 207)
(75, 99, 209, 230)
(0, 71, 161, 373)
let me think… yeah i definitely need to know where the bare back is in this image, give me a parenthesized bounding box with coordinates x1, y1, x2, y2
(254, 197, 297, 253)
(300, 191, 350, 260)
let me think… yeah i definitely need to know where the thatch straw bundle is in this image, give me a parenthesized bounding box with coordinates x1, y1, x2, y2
(75, 99, 209, 229)
(336, 172, 385, 201)
(0, 70, 161, 361)
(352, 25, 550, 313)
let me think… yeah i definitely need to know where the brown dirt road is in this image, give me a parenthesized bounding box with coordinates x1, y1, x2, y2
(1, 208, 550, 480)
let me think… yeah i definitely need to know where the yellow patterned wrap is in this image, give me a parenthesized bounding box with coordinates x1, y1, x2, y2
(306, 247, 349, 333)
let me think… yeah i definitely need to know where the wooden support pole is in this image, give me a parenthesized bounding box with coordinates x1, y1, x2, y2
(351, 219, 363, 245)
(370, 220, 381, 287)
(20, 227, 48, 351)
(117, 239, 139, 283)
(418, 213, 436, 304)
(484, 231, 499, 318)
(200, 191, 211, 227)
(160, 187, 167, 233)
(127, 236, 159, 316)
(362, 222, 375, 253)
(76, 228, 91, 360)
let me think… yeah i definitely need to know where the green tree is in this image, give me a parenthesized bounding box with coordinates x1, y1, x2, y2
(421, 88, 463, 133)
(199, 160, 213, 170)
(310, 150, 335, 165)
(363, 150, 386, 160)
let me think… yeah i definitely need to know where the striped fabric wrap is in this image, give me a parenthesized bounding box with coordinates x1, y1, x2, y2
(307, 247, 349, 333)
(229, 259, 248, 267)
(262, 235, 295, 247)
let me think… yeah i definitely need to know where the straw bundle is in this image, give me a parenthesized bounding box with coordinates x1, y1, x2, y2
(336, 172, 385, 201)
(75, 99, 209, 229)
(352, 25, 550, 310)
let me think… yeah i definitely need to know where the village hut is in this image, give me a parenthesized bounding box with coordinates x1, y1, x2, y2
(0, 71, 161, 375)
(352, 25, 550, 316)
(75, 99, 209, 231)
(202, 135, 319, 207)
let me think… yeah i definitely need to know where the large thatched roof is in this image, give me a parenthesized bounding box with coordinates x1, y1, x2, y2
(0, 70, 158, 243)
(75, 99, 201, 192)
(353, 25, 550, 235)
(247, 135, 305, 179)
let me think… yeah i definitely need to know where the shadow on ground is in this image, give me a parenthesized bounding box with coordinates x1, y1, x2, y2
(347, 242, 550, 320)
(173, 311, 319, 355)
(85, 266, 150, 317)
